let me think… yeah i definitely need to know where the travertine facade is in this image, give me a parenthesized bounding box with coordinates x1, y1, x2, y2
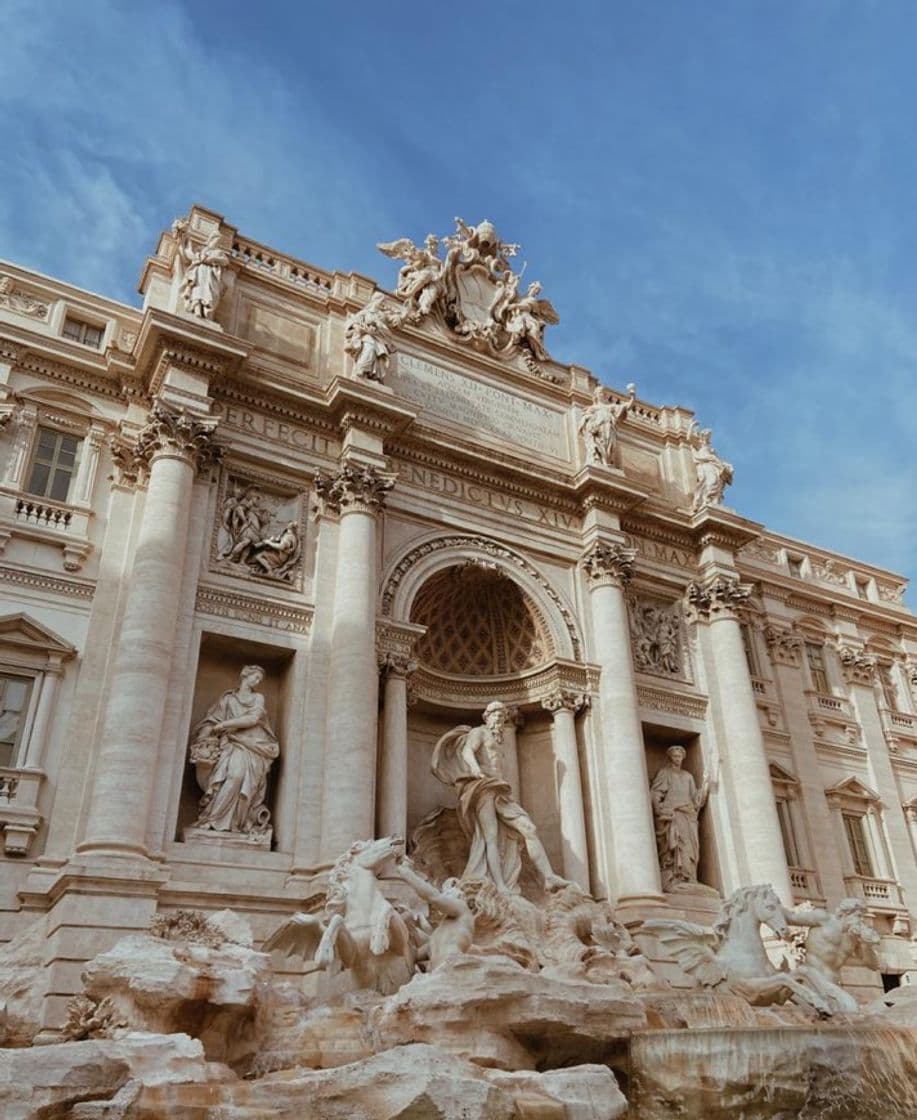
(0, 205, 915, 1039)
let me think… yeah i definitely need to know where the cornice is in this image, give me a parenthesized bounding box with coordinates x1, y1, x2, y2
(214, 377, 337, 433)
(0, 564, 95, 600)
(750, 576, 917, 635)
(2, 335, 121, 400)
(133, 309, 249, 397)
(324, 376, 417, 441)
(688, 505, 763, 552)
(195, 583, 313, 633)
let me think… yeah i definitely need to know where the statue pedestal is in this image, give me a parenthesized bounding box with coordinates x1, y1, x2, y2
(662, 883, 721, 926)
(182, 825, 272, 851)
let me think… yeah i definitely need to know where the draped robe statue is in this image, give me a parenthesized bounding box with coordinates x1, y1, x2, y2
(650, 745, 709, 891)
(189, 665, 279, 837)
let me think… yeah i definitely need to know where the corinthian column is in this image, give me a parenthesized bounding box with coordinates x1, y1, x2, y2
(541, 689, 590, 889)
(688, 576, 793, 902)
(79, 405, 221, 858)
(377, 651, 416, 840)
(317, 463, 395, 858)
(582, 542, 662, 903)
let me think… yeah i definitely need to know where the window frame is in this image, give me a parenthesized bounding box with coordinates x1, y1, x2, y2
(804, 641, 831, 695)
(24, 424, 83, 504)
(61, 314, 105, 350)
(0, 670, 37, 769)
(842, 811, 875, 877)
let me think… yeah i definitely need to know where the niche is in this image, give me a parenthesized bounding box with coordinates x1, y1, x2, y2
(176, 632, 295, 850)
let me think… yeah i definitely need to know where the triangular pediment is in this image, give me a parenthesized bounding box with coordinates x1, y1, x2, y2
(0, 613, 76, 657)
(825, 776, 880, 803)
(768, 762, 798, 785)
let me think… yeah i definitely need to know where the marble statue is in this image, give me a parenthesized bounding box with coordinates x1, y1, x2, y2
(189, 665, 279, 839)
(216, 482, 301, 582)
(376, 235, 445, 321)
(579, 383, 636, 467)
(264, 835, 416, 994)
(377, 217, 559, 372)
(173, 219, 230, 320)
(394, 855, 474, 970)
(630, 599, 682, 678)
(650, 745, 709, 892)
(688, 421, 733, 511)
(344, 291, 397, 381)
(645, 884, 832, 1016)
(431, 701, 569, 895)
(784, 898, 880, 1013)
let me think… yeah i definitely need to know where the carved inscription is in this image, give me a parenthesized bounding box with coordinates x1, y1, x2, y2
(391, 352, 568, 458)
(400, 463, 580, 530)
(628, 534, 697, 570)
(215, 403, 338, 457)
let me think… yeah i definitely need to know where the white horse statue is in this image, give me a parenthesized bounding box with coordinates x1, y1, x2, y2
(264, 835, 415, 995)
(644, 884, 832, 1016)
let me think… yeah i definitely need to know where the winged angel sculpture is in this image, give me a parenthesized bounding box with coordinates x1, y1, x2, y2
(264, 835, 414, 995)
(378, 218, 560, 375)
(643, 884, 833, 1016)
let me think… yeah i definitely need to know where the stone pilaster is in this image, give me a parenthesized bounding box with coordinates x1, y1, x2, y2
(318, 463, 395, 859)
(688, 575, 794, 903)
(78, 405, 221, 858)
(541, 689, 590, 889)
(377, 651, 417, 841)
(581, 541, 662, 904)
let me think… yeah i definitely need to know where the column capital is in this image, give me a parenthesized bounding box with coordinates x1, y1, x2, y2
(581, 541, 637, 589)
(686, 574, 753, 622)
(377, 650, 417, 680)
(112, 404, 221, 484)
(314, 462, 395, 517)
(837, 645, 878, 686)
(541, 688, 589, 715)
(764, 624, 804, 667)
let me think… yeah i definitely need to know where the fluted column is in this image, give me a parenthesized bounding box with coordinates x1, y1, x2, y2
(541, 689, 590, 889)
(688, 576, 793, 902)
(377, 651, 416, 840)
(582, 542, 662, 903)
(317, 463, 394, 858)
(79, 405, 220, 858)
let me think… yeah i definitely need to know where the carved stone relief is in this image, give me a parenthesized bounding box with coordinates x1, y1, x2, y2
(629, 595, 688, 680)
(213, 472, 304, 585)
(0, 275, 49, 320)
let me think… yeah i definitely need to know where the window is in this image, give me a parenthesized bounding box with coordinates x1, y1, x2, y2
(805, 642, 830, 694)
(62, 316, 103, 349)
(0, 673, 33, 769)
(842, 812, 874, 877)
(776, 798, 802, 867)
(788, 555, 804, 578)
(740, 623, 760, 677)
(26, 427, 81, 502)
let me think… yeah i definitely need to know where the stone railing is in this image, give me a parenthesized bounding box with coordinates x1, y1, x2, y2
(14, 496, 73, 530)
(788, 867, 821, 899)
(231, 237, 333, 296)
(843, 874, 904, 909)
(0, 766, 43, 855)
(811, 693, 847, 716)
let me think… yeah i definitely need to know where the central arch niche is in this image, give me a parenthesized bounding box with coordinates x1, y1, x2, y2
(401, 560, 564, 874)
(410, 563, 554, 677)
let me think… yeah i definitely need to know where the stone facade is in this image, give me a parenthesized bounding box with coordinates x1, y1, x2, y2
(0, 204, 915, 1040)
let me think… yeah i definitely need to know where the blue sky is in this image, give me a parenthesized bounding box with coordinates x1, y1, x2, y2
(1, 1, 914, 598)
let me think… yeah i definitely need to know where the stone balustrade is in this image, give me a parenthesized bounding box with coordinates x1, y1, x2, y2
(0, 765, 43, 855)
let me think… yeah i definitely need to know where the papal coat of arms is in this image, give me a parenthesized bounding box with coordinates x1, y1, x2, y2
(377, 218, 560, 378)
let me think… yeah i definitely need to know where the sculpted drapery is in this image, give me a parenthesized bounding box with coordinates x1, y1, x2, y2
(190, 665, 279, 836)
(650, 745, 708, 891)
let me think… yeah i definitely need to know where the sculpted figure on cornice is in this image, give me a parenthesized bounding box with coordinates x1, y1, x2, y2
(630, 597, 684, 678)
(172, 219, 231, 321)
(579, 383, 635, 467)
(430, 700, 569, 895)
(217, 478, 302, 583)
(344, 291, 397, 382)
(188, 664, 279, 843)
(378, 217, 559, 376)
(688, 421, 733, 511)
(650, 745, 710, 892)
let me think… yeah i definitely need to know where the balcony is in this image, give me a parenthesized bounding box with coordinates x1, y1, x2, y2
(0, 490, 92, 571)
(878, 707, 917, 750)
(843, 874, 905, 910)
(0, 767, 43, 855)
(788, 866, 822, 902)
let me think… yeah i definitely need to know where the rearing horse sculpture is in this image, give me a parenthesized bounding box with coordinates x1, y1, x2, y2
(644, 883, 832, 1017)
(264, 835, 415, 995)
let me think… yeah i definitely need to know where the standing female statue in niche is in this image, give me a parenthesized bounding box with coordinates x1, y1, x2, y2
(189, 664, 280, 838)
(650, 744, 709, 891)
